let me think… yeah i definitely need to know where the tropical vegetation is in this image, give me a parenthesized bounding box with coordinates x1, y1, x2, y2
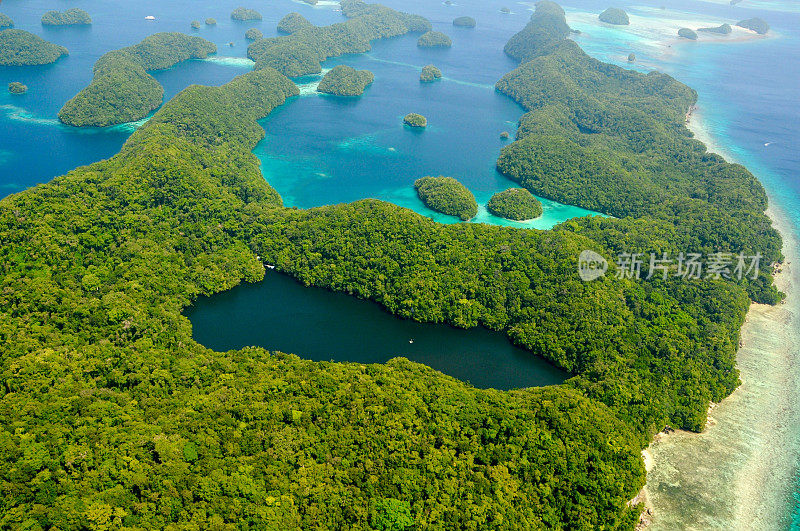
(0, 29, 68, 66)
(419, 64, 441, 82)
(278, 12, 313, 34)
(599, 7, 630, 25)
(245, 28, 263, 41)
(317, 64, 374, 95)
(414, 176, 478, 220)
(41, 8, 92, 26)
(0, 13, 14, 29)
(453, 16, 476, 28)
(678, 28, 698, 40)
(231, 7, 262, 21)
(417, 30, 452, 47)
(7, 81, 27, 94)
(487, 188, 543, 220)
(403, 112, 427, 127)
(58, 33, 216, 127)
(737, 17, 770, 34)
(698, 23, 732, 35)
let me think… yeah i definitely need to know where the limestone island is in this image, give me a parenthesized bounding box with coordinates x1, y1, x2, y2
(191, 20, 202, 30)
(417, 31, 452, 48)
(0, 29, 69, 66)
(231, 7, 263, 21)
(698, 23, 732, 35)
(414, 176, 478, 221)
(737, 17, 770, 35)
(628, 52, 636, 62)
(41, 8, 92, 26)
(403, 113, 427, 128)
(487, 188, 543, 221)
(246, 28, 263, 41)
(500, 131, 510, 139)
(302, 0, 320, 4)
(205, 18, 217, 26)
(599, 7, 629, 25)
(453, 16, 476, 28)
(278, 13, 313, 34)
(8, 81, 28, 94)
(0, 13, 13, 29)
(58, 33, 216, 127)
(500, 7, 511, 14)
(420, 64, 442, 82)
(678, 27, 698, 40)
(317, 64, 374, 96)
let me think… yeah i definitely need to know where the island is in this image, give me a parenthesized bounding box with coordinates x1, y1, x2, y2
(248, 1, 431, 77)
(231, 7, 263, 21)
(419, 64, 442, 82)
(7, 81, 27, 94)
(191, 20, 202, 30)
(41, 8, 92, 26)
(316, 64, 374, 95)
(205, 18, 217, 25)
(500, 131, 510, 139)
(698, 23, 732, 35)
(417, 31, 452, 47)
(0, 13, 13, 29)
(501, 7, 511, 14)
(0, 2, 787, 529)
(58, 33, 216, 127)
(0, 29, 69, 66)
(599, 7, 630, 25)
(453, 16, 476, 28)
(278, 12, 313, 34)
(487, 188, 543, 220)
(403, 112, 427, 127)
(678, 27, 698, 40)
(628, 52, 636, 62)
(737, 17, 770, 34)
(414, 176, 478, 220)
(245, 28, 263, 41)
(302, 0, 320, 4)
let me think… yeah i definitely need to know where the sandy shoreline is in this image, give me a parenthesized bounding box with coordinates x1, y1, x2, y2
(641, 112, 800, 529)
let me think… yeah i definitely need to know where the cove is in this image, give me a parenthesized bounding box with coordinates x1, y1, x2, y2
(186, 271, 568, 390)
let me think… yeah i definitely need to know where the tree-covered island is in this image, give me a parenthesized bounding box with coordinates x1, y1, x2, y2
(58, 33, 216, 127)
(205, 18, 217, 25)
(0, 29, 68, 66)
(278, 12, 313, 34)
(317, 64, 374, 95)
(0, 13, 14, 29)
(453, 16, 476, 28)
(414, 176, 478, 220)
(487, 188, 543, 220)
(419, 64, 442, 82)
(599, 7, 630, 25)
(737, 17, 770, 34)
(7, 81, 28, 94)
(231, 7, 262, 21)
(245, 28, 263, 41)
(678, 27, 698, 40)
(698, 23, 732, 35)
(41, 8, 92, 26)
(403, 112, 427, 127)
(417, 30, 452, 47)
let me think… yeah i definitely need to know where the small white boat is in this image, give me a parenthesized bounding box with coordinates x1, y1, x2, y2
(266, 264, 276, 270)
(409, 339, 414, 344)
(145, 15, 156, 21)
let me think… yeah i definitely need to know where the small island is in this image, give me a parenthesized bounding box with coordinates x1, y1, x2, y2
(487, 188, 543, 221)
(0, 29, 69, 66)
(41, 8, 92, 26)
(417, 31, 452, 48)
(678, 28, 698, 40)
(599, 7, 630, 25)
(317, 64, 374, 96)
(737, 17, 770, 35)
(453, 16, 476, 28)
(403, 113, 427, 128)
(205, 18, 217, 26)
(245, 28, 263, 41)
(420, 64, 442, 82)
(698, 23, 732, 35)
(628, 52, 636, 62)
(0, 13, 13, 29)
(8, 82, 28, 95)
(302, 0, 320, 4)
(500, 131, 510, 139)
(500, 7, 511, 14)
(414, 176, 478, 221)
(231, 7, 263, 21)
(191, 20, 202, 30)
(278, 13, 313, 34)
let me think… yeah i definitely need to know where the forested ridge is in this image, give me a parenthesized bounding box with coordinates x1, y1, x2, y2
(58, 33, 216, 127)
(0, 1, 783, 528)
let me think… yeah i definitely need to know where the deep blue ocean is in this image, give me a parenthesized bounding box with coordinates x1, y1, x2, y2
(1, 0, 798, 524)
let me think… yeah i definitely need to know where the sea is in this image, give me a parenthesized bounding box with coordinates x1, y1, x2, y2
(0, 0, 798, 527)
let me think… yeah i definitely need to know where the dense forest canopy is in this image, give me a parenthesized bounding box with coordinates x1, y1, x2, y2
(0, 13, 14, 29)
(248, 1, 430, 77)
(0, 29, 68, 66)
(278, 12, 313, 34)
(417, 30, 452, 47)
(58, 33, 216, 127)
(41, 8, 92, 26)
(7, 81, 27, 94)
(698, 23, 732, 35)
(403, 112, 427, 127)
(737, 17, 770, 34)
(678, 27, 698, 40)
(420, 64, 442, 82)
(414, 176, 478, 220)
(599, 7, 630, 25)
(487, 188, 543, 220)
(0, 1, 784, 528)
(231, 7, 262, 21)
(453, 16, 476, 28)
(317, 64, 374, 96)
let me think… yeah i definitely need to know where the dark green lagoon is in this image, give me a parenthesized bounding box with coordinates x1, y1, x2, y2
(186, 271, 567, 390)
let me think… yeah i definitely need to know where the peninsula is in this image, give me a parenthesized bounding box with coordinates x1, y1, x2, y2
(414, 176, 478, 220)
